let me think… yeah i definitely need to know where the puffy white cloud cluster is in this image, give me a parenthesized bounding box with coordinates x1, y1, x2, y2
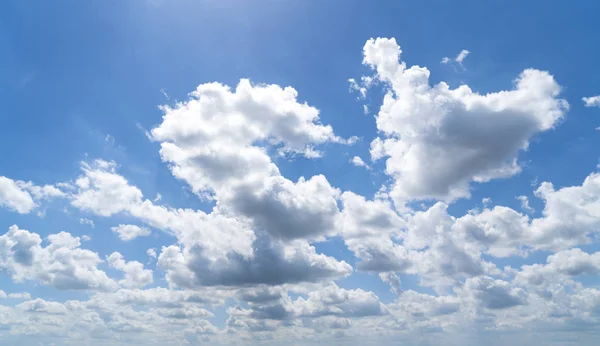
(111, 224, 151, 241)
(107, 252, 153, 288)
(149, 79, 354, 243)
(63, 159, 353, 288)
(1, 37, 600, 345)
(582, 95, 600, 107)
(360, 37, 568, 205)
(0, 225, 117, 291)
(0, 176, 63, 214)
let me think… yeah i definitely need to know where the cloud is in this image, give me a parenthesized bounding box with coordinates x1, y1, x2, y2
(516, 195, 534, 213)
(157, 237, 352, 288)
(0, 176, 63, 214)
(1, 36, 600, 345)
(515, 248, 600, 294)
(464, 276, 527, 310)
(71, 160, 143, 217)
(17, 298, 69, 314)
(0, 225, 117, 291)
(107, 252, 153, 288)
(146, 248, 157, 259)
(79, 218, 95, 228)
(149, 79, 351, 242)
(0, 290, 30, 300)
(228, 283, 386, 322)
(0, 176, 36, 213)
(389, 290, 460, 318)
(350, 156, 369, 168)
(361, 37, 568, 205)
(67, 160, 352, 288)
(111, 224, 151, 241)
(455, 49, 470, 64)
(441, 49, 470, 66)
(379, 272, 402, 294)
(348, 77, 373, 99)
(582, 95, 600, 107)
(529, 171, 600, 250)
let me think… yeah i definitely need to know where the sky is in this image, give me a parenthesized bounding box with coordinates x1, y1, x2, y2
(1, 0, 600, 345)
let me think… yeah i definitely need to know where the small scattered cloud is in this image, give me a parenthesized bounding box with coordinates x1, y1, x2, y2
(350, 156, 369, 169)
(442, 49, 470, 67)
(79, 218, 95, 228)
(146, 248, 157, 259)
(105, 134, 115, 145)
(111, 224, 152, 241)
(482, 197, 492, 207)
(516, 195, 534, 213)
(582, 95, 600, 108)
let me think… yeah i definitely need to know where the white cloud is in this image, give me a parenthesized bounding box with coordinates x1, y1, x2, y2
(149, 79, 352, 242)
(111, 224, 151, 241)
(582, 95, 600, 107)
(0, 176, 36, 213)
(464, 276, 527, 310)
(0, 176, 63, 214)
(350, 156, 368, 168)
(515, 248, 600, 295)
(529, 171, 600, 250)
(0, 225, 117, 291)
(441, 49, 470, 66)
(146, 248, 157, 259)
(338, 168, 600, 295)
(379, 272, 402, 294)
(79, 217, 95, 228)
(455, 49, 470, 64)
(361, 37, 568, 204)
(516, 195, 534, 213)
(348, 78, 368, 98)
(67, 160, 352, 288)
(2, 36, 600, 345)
(157, 239, 352, 288)
(17, 298, 69, 314)
(7, 292, 31, 300)
(229, 283, 386, 323)
(71, 160, 142, 217)
(107, 252, 153, 288)
(0, 290, 30, 300)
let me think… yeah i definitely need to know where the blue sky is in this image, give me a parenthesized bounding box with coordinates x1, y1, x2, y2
(1, 1, 600, 345)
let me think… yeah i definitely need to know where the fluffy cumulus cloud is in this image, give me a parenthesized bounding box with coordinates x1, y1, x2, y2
(582, 95, 600, 107)
(228, 283, 387, 325)
(71, 160, 143, 216)
(0, 225, 117, 291)
(157, 239, 352, 288)
(360, 37, 568, 204)
(111, 224, 151, 241)
(2, 36, 600, 346)
(107, 252, 154, 288)
(63, 148, 352, 291)
(149, 79, 353, 242)
(0, 176, 63, 213)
